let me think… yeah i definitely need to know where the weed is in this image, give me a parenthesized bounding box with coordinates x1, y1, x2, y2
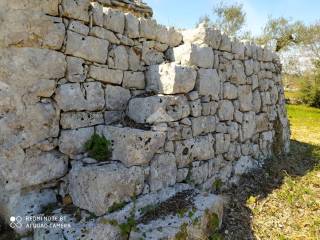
(84, 133, 112, 161)
(107, 201, 127, 213)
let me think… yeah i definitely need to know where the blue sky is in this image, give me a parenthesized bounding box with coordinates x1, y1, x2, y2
(144, 0, 320, 36)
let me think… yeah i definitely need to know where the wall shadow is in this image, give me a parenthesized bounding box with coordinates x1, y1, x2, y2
(220, 140, 320, 240)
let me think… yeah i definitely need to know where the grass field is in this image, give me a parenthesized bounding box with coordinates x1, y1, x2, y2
(222, 104, 320, 240)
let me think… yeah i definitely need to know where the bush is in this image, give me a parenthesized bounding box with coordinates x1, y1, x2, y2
(84, 133, 112, 161)
(300, 79, 320, 108)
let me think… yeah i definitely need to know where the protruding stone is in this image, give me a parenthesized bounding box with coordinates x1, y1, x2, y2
(182, 25, 221, 49)
(96, 126, 166, 166)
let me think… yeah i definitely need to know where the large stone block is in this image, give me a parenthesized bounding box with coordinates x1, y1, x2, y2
(65, 31, 109, 64)
(175, 135, 215, 167)
(103, 8, 125, 34)
(125, 13, 139, 38)
(61, 0, 90, 22)
(69, 162, 144, 216)
(60, 112, 104, 129)
(59, 127, 94, 156)
(149, 153, 177, 192)
(128, 95, 190, 124)
(108, 45, 129, 70)
(218, 100, 234, 121)
(66, 56, 86, 83)
(191, 116, 216, 136)
(123, 71, 145, 89)
(105, 85, 131, 111)
(89, 65, 123, 84)
(173, 43, 214, 68)
(196, 69, 220, 99)
(55, 82, 105, 111)
(182, 24, 221, 49)
(139, 18, 157, 40)
(146, 63, 197, 94)
(223, 82, 238, 100)
(241, 111, 256, 141)
(96, 126, 166, 166)
(0, 145, 68, 191)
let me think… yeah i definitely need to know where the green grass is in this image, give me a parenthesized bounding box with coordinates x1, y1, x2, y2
(248, 104, 320, 240)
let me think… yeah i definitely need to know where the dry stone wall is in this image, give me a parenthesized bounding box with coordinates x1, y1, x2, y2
(0, 0, 290, 238)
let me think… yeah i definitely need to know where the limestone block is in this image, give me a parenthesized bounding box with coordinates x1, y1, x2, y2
(128, 47, 143, 71)
(173, 43, 214, 68)
(234, 156, 256, 176)
(103, 7, 125, 34)
(68, 20, 89, 35)
(244, 59, 254, 76)
(176, 168, 189, 182)
(215, 133, 231, 154)
(89, 65, 123, 84)
(59, 127, 94, 156)
(65, 31, 109, 64)
(139, 18, 157, 40)
(66, 56, 86, 83)
(239, 85, 253, 111)
(69, 162, 144, 215)
(0, 189, 56, 235)
(0, 146, 67, 191)
(241, 111, 256, 141)
(191, 161, 209, 185)
(141, 41, 165, 65)
(0, 7, 65, 49)
(60, 112, 104, 129)
(90, 2, 103, 26)
(128, 95, 190, 124)
(218, 100, 234, 121)
(105, 85, 131, 111)
(125, 13, 139, 38)
(146, 63, 197, 94)
(61, 0, 90, 22)
(191, 116, 216, 136)
(182, 25, 221, 49)
(123, 71, 145, 89)
(228, 122, 239, 140)
(104, 111, 123, 124)
(89, 26, 120, 44)
(195, 68, 220, 99)
(231, 40, 245, 59)
(253, 90, 261, 112)
(223, 82, 238, 100)
(96, 126, 166, 166)
(175, 135, 215, 167)
(108, 45, 129, 70)
(230, 60, 246, 84)
(256, 113, 269, 133)
(55, 82, 105, 111)
(189, 99, 202, 117)
(220, 34, 232, 52)
(149, 153, 177, 192)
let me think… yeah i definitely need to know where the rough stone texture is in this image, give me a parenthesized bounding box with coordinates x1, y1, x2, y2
(96, 126, 166, 166)
(149, 153, 177, 192)
(105, 85, 131, 110)
(218, 100, 234, 121)
(146, 63, 197, 94)
(65, 31, 109, 64)
(103, 8, 125, 34)
(191, 116, 216, 136)
(128, 95, 190, 124)
(69, 162, 144, 216)
(123, 71, 145, 89)
(89, 65, 123, 84)
(60, 112, 104, 129)
(196, 68, 220, 99)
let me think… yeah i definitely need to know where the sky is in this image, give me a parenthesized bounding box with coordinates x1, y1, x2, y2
(144, 0, 320, 36)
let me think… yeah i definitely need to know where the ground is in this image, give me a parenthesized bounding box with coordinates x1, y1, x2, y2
(221, 104, 320, 240)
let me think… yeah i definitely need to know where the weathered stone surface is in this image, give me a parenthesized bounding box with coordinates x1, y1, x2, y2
(89, 26, 120, 44)
(241, 112, 256, 141)
(128, 95, 190, 124)
(62, 0, 90, 22)
(253, 90, 262, 112)
(196, 69, 220, 99)
(125, 13, 139, 38)
(175, 135, 215, 167)
(68, 20, 89, 35)
(218, 100, 234, 121)
(191, 116, 216, 136)
(65, 31, 109, 64)
(149, 153, 177, 192)
(231, 40, 245, 59)
(69, 162, 144, 215)
(256, 113, 269, 133)
(230, 60, 246, 84)
(55, 82, 105, 111)
(239, 85, 253, 111)
(105, 85, 131, 110)
(108, 45, 129, 70)
(234, 156, 257, 176)
(173, 43, 214, 68)
(190, 161, 209, 185)
(244, 59, 254, 76)
(96, 126, 166, 166)
(59, 127, 94, 156)
(215, 133, 231, 154)
(66, 56, 86, 83)
(223, 82, 238, 100)
(123, 71, 145, 89)
(189, 99, 202, 117)
(220, 34, 232, 52)
(142, 41, 165, 65)
(182, 24, 221, 49)
(104, 111, 123, 124)
(91, 2, 103, 26)
(89, 65, 123, 84)
(60, 112, 104, 129)
(146, 63, 197, 94)
(0, 145, 67, 191)
(140, 18, 157, 40)
(0, 189, 56, 235)
(103, 8, 125, 34)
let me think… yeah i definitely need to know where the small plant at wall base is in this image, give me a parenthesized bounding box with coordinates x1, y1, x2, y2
(84, 133, 112, 161)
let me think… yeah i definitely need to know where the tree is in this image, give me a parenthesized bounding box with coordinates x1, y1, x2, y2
(196, 1, 247, 38)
